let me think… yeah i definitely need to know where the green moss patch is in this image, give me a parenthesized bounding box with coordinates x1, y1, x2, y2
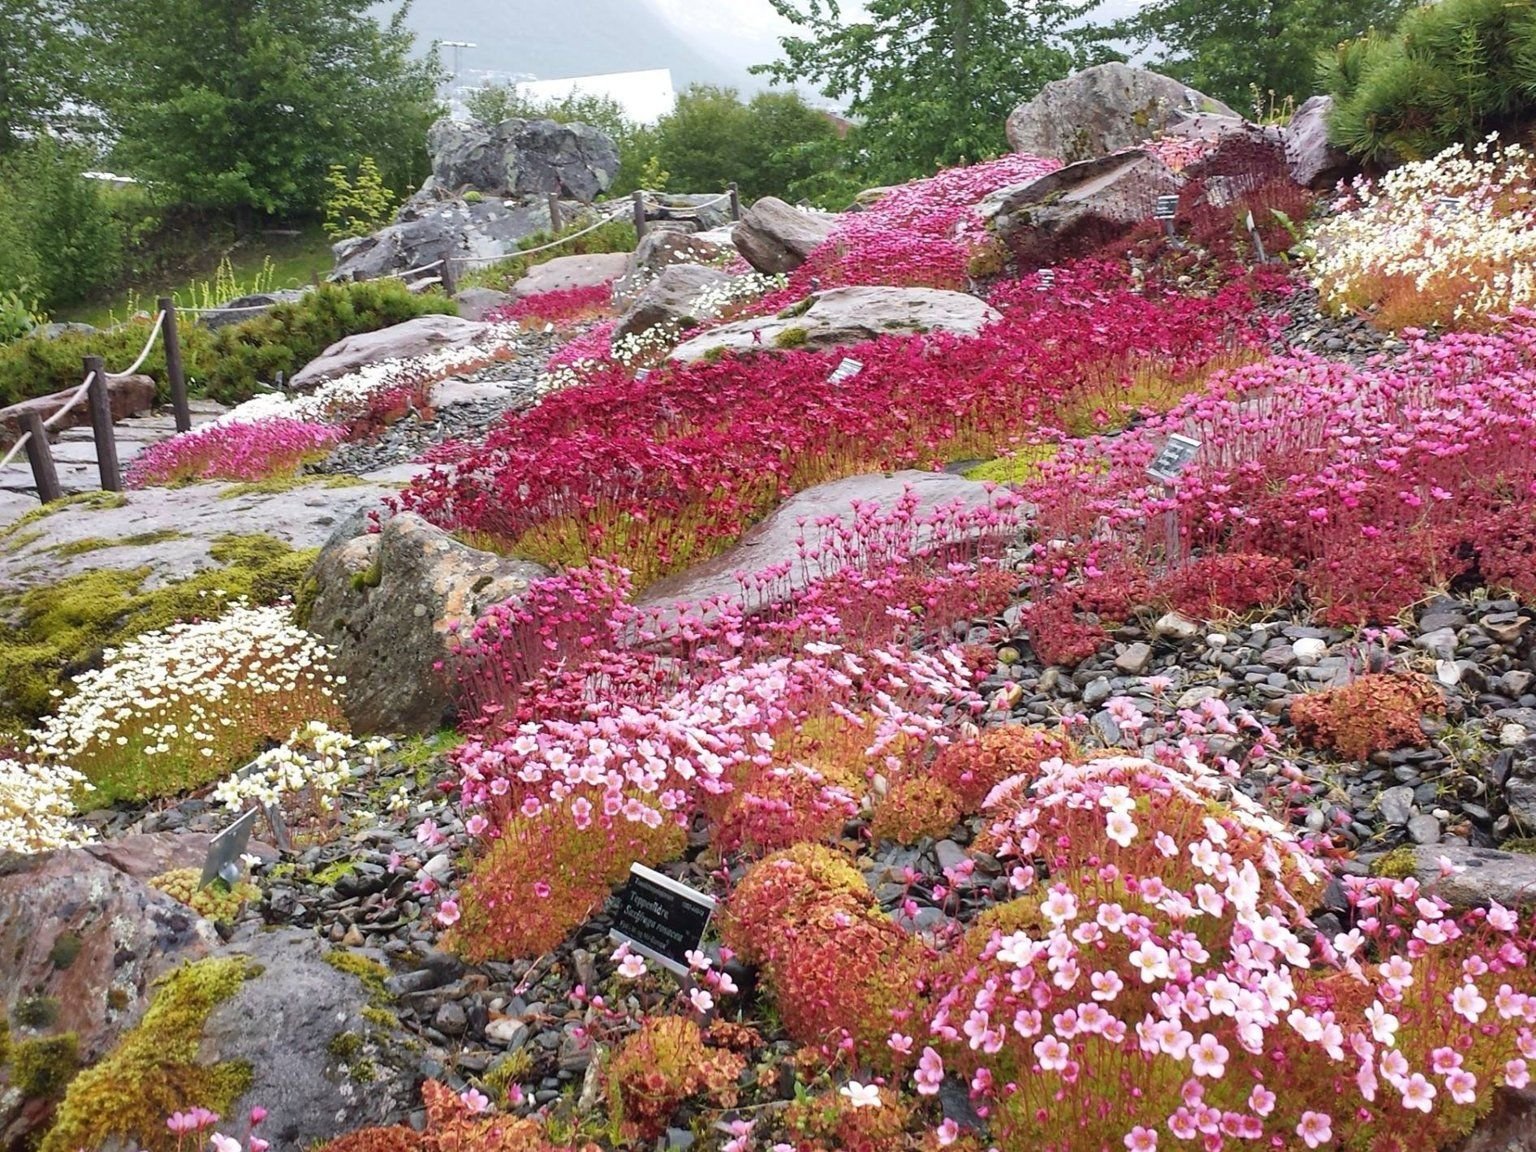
(323, 950, 393, 1005)
(40, 957, 254, 1152)
(14, 1033, 79, 1098)
(51, 530, 186, 557)
(0, 532, 316, 734)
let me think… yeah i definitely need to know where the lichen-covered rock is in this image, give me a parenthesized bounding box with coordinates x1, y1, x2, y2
(425, 117, 619, 202)
(668, 286, 999, 364)
(1005, 63, 1236, 163)
(980, 150, 1179, 268)
(616, 231, 729, 306)
(1414, 844, 1536, 909)
(614, 264, 731, 341)
(0, 837, 216, 1066)
(306, 510, 550, 734)
(203, 931, 412, 1150)
(330, 196, 554, 283)
(732, 197, 837, 274)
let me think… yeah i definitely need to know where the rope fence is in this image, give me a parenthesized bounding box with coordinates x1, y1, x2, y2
(1, 184, 744, 504)
(1, 300, 191, 502)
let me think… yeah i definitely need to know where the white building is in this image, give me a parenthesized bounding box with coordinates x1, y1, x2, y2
(456, 68, 677, 125)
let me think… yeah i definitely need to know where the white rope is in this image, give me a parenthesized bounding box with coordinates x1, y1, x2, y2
(449, 204, 631, 266)
(106, 310, 166, 378)
(176, 300, 295, 315)
(0, 430, 31, 471)
(43, 371, 97, 430)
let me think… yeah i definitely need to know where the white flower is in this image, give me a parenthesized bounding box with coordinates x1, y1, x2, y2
(840, 1080, 881, 1109)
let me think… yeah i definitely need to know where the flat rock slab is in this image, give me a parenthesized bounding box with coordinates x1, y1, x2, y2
(637, 470, 1011, 621)
(0, 375, 156, 445)
(291, 315, 492, 391)
(669, 286, 1001, 363)
(509, 252, 629, 299)
(0, 480, 396, 596)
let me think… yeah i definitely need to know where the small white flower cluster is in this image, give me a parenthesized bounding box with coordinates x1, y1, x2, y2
(0, 758, 95, 854)
(1308, 134, 1536, 324)
(687, 272, 786, 321)
(211, 720, 391, 813)
(28, 602, 343, 785)
(218, 326, 526, 427)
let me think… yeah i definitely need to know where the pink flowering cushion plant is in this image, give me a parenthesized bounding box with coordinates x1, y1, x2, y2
(915, 752, 1536, 1152)
(126, 417, 344, 487)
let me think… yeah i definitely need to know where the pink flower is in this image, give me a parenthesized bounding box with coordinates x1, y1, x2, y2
(1125, 1126, 1158, 1150)
(209, 1134, 241, 1152)
(914, 1046, 944, 1095)
(1296, 1113, 1332, 1148)
(1402, 1073, 1436, 1112)
(618, 953, 648, 979)
(435, 899, 460, 927)
(459, 1087, 490, 1114)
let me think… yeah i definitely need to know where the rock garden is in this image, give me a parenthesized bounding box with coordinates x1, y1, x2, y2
(7, 49, 1536, 1152)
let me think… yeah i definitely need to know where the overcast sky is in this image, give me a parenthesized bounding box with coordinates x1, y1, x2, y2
(648, 0, 1150, 73)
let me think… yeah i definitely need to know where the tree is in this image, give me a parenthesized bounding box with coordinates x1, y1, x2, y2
(1115, 0, 1414, 112)
(652, 86, 842, 202)
(76, 0, 443, 220)
(0, 0, 85, 154)
(754, 0, 1112, 183)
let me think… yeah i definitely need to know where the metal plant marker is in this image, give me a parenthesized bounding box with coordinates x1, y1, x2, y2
(1245, 210, 1268, 264)
(199, 807, 261, 889)
(1154, 194, 1180, 242)
(609, 863, 716, 977)
(828, 357, 864, 384)
(1146, 434, 1202, 569)
(1037, 268, 1056, 292)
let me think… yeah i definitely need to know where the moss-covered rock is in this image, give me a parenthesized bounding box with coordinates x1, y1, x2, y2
(40, 957, 254, 1152)
(13, 1032, 79, 1098)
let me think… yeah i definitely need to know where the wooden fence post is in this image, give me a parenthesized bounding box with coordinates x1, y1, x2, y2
(440, 258, 457, 297)
(728, 182, 741, 221)
(547, 192, 563, 233)
(84, 356, 121, 492)
(20, 412, 62, 503)
(632, 189, 647, 240)
(159, 297, 191, 433)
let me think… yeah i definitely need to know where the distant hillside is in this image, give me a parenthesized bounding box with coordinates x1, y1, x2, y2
(398, 0, 761, 94)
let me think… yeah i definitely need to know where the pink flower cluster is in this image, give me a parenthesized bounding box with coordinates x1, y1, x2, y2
(126, 417, 344, 487)
(760, 153, 1061, 302)
(1025, 312, 1536, 623)
(918, 753, 1536, 1152)
(487, 282, 615, 329)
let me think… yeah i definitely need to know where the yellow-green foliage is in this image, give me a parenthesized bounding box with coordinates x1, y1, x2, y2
(323, 950, 393, 1005)
(148, 869, 259, 923)
(13, 1033, 79, 1097)
(0, 533, 315, 733)
(40, 958, 254, 1152)
(0, 1017, 10, 1067)
(323, 157, 398, 241)
(1372, 846, 1419, 879)
(964, 443, 1061, 485)
(772, 326, 810, 349)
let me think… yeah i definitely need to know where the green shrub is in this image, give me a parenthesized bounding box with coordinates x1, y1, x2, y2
(0, 141, 124, 310)
(200, 279, 455, 404)
(1324, 0, 1536, 165)
(0, 279, 454, 408)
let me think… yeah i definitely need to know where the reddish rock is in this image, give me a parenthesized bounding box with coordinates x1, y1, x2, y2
(0, 375, 155, 446)
(0, 840, 214, 1061)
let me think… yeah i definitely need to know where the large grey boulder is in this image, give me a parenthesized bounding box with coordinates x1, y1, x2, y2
(307, 510, 550, 734)
(669, 286, 999, 364)
(733, 197, 837, 273)
(980, 150, 1180, 267)
(1285, 95, 1354, 189)
(638, 471, 1014, 621)
(615, 264, 732, 342)
(1414, 845, 1536, 909)
(206, 929, 412, 1148)
(290, 315, 492, 391)
(1006, 63, 1236, 163)
(426, 116, 619, 202)
(617, 231, 729, 305)
(508, 251, 631, 300)
(331, 196, 553, 283)
(454, 286, 512, 321)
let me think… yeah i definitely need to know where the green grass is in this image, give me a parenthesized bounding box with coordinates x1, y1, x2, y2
(57, 224, 337, 330)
